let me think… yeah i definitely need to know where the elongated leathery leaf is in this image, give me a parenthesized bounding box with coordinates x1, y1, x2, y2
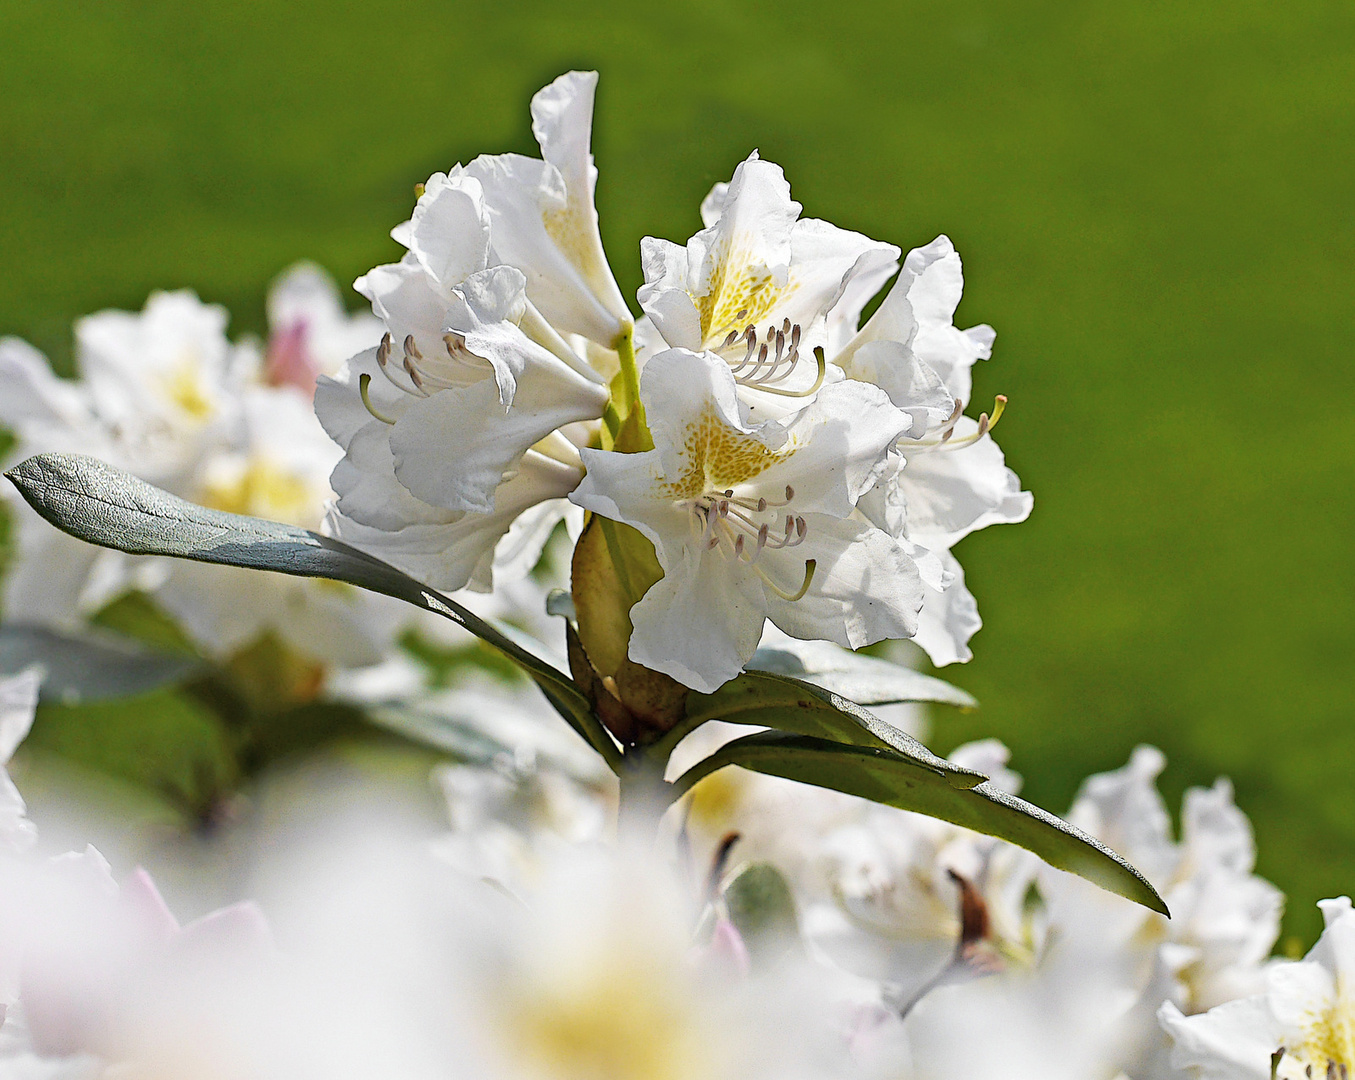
(674, 731, 1168, 915)
(679, 670, 985, 790)
(748, 639, 977, 708)
(4, 453, 621, 771)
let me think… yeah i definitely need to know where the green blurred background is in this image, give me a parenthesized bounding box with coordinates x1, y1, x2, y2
(1, 0, 1352, 942)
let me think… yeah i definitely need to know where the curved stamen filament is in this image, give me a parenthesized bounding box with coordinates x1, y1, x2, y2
(358, 374, 397, 425)
(756, 559, 816, 602)
(911, 395, 1009, 449)
(743, 346, 826, 399)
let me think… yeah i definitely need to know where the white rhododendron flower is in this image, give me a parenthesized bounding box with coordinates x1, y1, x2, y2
(570, 348, 920, 692)
(315, 76, 627, 593)
(1161, 897, 1355, 1079)
(640, 154, 1030, 666)
(0, 282, 405, 669)
(638, 152, 899, 417)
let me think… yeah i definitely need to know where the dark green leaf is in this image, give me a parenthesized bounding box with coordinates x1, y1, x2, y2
(674, 731, 1168, 915)
(682, 670, 985, 789)
(748, 640, 976, 708)
(3, 453, 620, 771)
(0, 623, 204, 703)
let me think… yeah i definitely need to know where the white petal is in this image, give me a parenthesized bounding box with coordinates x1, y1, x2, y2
(334, 452, 580, 593)
(628, 547, 767, 694)
(913, 552, 983, 666)
(0, 669, 41, 764)
(750, 378, 910, 515)
(837, 341, 955, 438)
(897, 420, 1033, 549)
(405, 172, 492, 285)
(389, 350, 603, 515)
(1159, 998, 1279, 1079)
(766, 515, 922, 649)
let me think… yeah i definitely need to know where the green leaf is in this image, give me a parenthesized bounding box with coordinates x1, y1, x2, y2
(679, 670, 985, 789)
(724, 862, 802, 966)
(0, 623, 204, 703)
(674, 731, 1168, 915)
(748, 640, 977, 708)
(3, 452, 620, 772)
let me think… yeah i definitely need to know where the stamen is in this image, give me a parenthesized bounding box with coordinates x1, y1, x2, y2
(376, 332, 391, 367)
(912, 396, 1011, 449)
(720, 329, 740, 349)
(756, 559, 816, 602)
(743, 346, 827, 399)
(358, 374, 397, 425)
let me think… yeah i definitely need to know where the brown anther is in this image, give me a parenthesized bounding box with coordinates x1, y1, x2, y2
(784, 485, 794, 500)
(721, 329, 740, 348)
(795, 517, 807, 540)
(756, 497, 767, 512)
(403, 334, 422, 361)
(376, 332, 392, 366)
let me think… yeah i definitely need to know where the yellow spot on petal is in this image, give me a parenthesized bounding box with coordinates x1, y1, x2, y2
(659, 407, 795, 500)
(692, 236, 797, 347)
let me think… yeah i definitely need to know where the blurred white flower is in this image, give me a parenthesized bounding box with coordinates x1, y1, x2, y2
(570, 347, 919, 692)
(264, 261, 384, 393)
(0, 284, 407, 670)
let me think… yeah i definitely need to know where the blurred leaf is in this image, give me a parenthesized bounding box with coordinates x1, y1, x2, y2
(90, 590, 200, 656)
(724, 861, 801, 966)
(0, 622, 203, 703)
(675, 731, 1168, 916)
(365, 703, 513, 767)
(748, 640, 977, 708)
(683, 670, 985, 788)
(26, 686, 238, 822)
(3, 453, 618, 769)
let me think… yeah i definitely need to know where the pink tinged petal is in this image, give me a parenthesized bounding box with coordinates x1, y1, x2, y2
(118, 867, 180, 942)
(701, 917, 752, 977)
(913, 552, 982, 666)
(389, 355, 605, 515)
(177, 901, 273, 955)
(405, 172, 492, 285)
(766, 515, 922, 650)
(628, 544, 768, 694)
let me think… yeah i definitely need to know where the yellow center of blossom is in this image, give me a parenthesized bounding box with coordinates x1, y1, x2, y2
(500, 947, 716, 1080)
(1280, 992, 1355, 1077)
(199, 458, 318, 528)
(658, 407, 794, 501)
(692, 238, 794, 349)
(161, 358, 214, 421)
